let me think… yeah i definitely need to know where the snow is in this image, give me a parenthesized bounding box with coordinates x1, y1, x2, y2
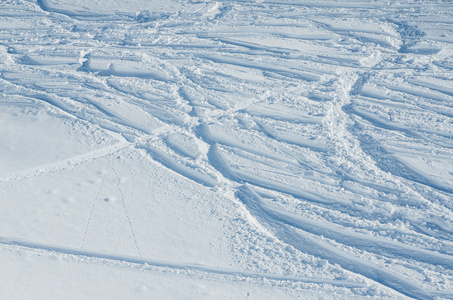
(1, 0, 453, 299)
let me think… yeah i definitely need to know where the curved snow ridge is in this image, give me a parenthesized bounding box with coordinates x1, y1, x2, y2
(141, 144, 219, 187)
(207, 144, 351, 208)
(32, 93, 163, 136)
(37, 0, 110, 19)
(79, 59, 174, 82)
(37, 0, 220, 21)
(377, 82, 453, 104)
(198, 123, 301, 166)
(407, 78, 453, 98)
(356, 133, 453, 194)
(2, 0, 453, 297)
(350, 103, 453, 142)
(252, 190, 453, 269)
(0, 237, 367, 288)
(235, 185, 438, 300)
(0, 75, 164, 137)
(256, 120, 328, 152)
(199, 54, 321, 82)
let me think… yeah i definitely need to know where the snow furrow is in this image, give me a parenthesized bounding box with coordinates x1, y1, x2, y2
(0, 237, 367, 288)
(2, 0, 453, 297)
(251, 189, 453, 268)
(236, 185, 436, 300)
(0, 142, 130, 183)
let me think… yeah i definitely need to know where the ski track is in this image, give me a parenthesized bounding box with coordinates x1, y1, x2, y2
(1, 0, 453, 298)
(0, 236, 367, 289)
(0, 142, 131, 183)
(236, 185, 435, 300)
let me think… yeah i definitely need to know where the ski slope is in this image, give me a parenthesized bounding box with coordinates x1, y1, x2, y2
(1, 0, 453, 299)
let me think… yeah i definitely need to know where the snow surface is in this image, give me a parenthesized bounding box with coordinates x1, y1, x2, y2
(1, 0, 453, 299)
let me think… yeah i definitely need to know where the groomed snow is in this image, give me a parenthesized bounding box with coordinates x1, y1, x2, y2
(1, 0, 453, 299)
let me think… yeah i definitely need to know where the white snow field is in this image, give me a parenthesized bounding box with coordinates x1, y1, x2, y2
(1, 0, 453, 299)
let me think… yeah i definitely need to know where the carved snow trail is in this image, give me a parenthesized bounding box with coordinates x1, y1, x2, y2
(236, 185, 435, 300)
(1, 0, 453, 298)
(0, 236, 367, 288)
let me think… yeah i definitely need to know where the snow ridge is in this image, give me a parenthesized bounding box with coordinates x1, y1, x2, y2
(1, 0, 453, 299)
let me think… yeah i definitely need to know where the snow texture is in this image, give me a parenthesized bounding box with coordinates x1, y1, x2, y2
(1, 0, 453, 299)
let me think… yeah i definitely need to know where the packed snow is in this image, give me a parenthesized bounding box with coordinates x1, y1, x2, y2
(1, 0, 453, 299)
